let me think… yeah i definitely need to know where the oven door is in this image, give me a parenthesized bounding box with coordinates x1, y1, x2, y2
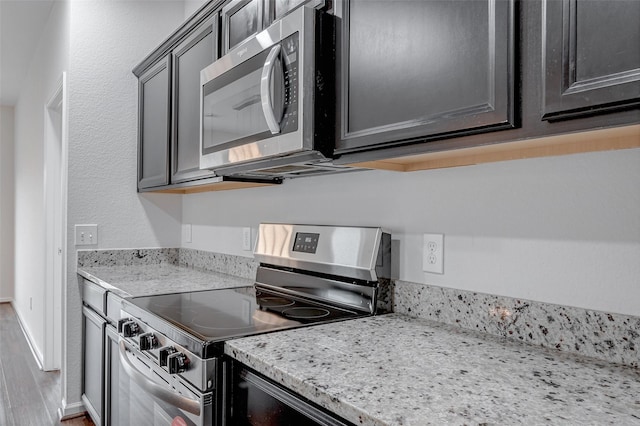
(117, 340, 213, 426)
(230, 362, 353, 426)
(200, 7, 310, 171)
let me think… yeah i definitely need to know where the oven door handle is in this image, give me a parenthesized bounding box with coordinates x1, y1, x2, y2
(118, 340, 201, 416)
(260, 44, 283, 134)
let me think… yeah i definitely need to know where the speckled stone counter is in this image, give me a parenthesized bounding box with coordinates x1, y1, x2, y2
(225, 313, 640, 426)
(78, 264, 253, 297)
(77, 248, 256, 297)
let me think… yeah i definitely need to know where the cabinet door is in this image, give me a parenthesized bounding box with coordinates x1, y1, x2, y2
(542, 0, 640, 120)
(82, 306, 105, 426)
(138, 56, 171, 190)
(171, 17, 218, 184)
(336, 0, 515, 155)
(266, 0, 319, 23)
(222, 0, 264, 53)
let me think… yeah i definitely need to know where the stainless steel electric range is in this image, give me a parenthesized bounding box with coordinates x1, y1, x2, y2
(116, 223, 391, 426)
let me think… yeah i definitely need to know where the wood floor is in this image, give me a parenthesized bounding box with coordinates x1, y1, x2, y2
(0, 302, 94, 425)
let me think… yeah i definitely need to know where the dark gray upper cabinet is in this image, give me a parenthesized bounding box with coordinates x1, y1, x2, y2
(335, 0, 515, 155)
(135, 3, 224, 191)
(138, 56, 171, 190)
(267, 0, 318, 22)
(222, 0, 264, 53)
(171, 17, 218, 184)
(542, 0, 640, 120)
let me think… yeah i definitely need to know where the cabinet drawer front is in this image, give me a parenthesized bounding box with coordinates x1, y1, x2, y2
(83, 279, 107, 315)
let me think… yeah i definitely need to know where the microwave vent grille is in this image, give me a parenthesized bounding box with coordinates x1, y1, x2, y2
(253, 165, 317, 175)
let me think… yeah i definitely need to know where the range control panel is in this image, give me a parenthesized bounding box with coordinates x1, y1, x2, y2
(292, 232, 319, 254)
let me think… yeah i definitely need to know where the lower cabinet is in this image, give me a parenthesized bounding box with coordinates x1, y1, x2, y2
(82, 280, 122, 426)
(82, 306, 106, 426)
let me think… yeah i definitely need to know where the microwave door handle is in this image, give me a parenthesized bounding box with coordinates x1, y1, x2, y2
(118, 340, 201, 416)
(260, 44, 282, 134)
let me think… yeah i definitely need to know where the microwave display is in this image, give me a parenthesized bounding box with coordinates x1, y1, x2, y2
(201, 33, 299, 155)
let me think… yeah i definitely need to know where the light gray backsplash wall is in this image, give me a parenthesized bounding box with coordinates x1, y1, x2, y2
(395, 280, 639, 368)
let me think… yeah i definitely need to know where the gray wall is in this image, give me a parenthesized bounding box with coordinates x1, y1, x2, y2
(12, 0, 69, 364)
(0, 106, 15, 302)
(64, 0, 185, 411)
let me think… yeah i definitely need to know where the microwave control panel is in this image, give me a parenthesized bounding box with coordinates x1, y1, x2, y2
(281, 33, 299, 134)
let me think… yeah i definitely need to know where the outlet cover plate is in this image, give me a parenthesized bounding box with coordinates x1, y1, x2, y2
(182, 224, 192, 243)
(75, 224, 98, 246)
(423, 233, 444, 274)
(242, 227, 252, 251)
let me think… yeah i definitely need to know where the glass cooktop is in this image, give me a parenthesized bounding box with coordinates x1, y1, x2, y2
(126, 286, 365, 344)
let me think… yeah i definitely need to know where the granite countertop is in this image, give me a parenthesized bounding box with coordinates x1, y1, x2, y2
(225, 313, 640, 426)
(78, 264, 254, 297)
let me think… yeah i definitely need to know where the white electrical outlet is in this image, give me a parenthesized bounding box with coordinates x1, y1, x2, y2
(182, 224, 192, 243)
(423, 233, 444, 274)
(242, 227, 252, 251)
(75, 224, 98, 246)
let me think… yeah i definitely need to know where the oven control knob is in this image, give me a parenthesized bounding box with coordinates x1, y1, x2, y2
(139, 333, 158, 351)
(159, 346, 177, 367)
(168, 353, 190, 374)
(122, 321, 140, 338)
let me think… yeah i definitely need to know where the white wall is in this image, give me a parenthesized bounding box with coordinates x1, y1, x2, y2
(0, 106, 15, 302)
(182, 147, 640, 317)
(12, 0, 69, 363)
(64, 0, 185, 410)
(184, 0, 208, 18)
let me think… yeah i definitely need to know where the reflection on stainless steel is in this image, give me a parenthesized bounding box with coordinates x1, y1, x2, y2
(232, 94, 262, 110)
(228, 142, 262, 163)
(252, 310, 298, 327)
(260, 44, 284, 134)
(256, 268, 377, 313)
(118, 340, 202, 416)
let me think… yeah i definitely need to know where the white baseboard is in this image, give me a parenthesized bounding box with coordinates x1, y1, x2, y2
(0, 297, 13, 303)
(58, 399, 86, 421)
(12, 301, 44, 370)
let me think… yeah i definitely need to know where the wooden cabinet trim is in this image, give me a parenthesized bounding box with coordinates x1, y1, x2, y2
(349, 124, 640, 172)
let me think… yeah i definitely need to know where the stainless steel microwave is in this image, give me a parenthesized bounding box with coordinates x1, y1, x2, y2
(200, 6, 344, 179)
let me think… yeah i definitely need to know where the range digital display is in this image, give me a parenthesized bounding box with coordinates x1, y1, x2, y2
(292, 232, 319, 254)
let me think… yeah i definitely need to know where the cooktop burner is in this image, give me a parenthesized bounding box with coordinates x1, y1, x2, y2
(259, 296, 295, 308)
(125, 286, 364, 351)
(282, 307, 330, 319)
